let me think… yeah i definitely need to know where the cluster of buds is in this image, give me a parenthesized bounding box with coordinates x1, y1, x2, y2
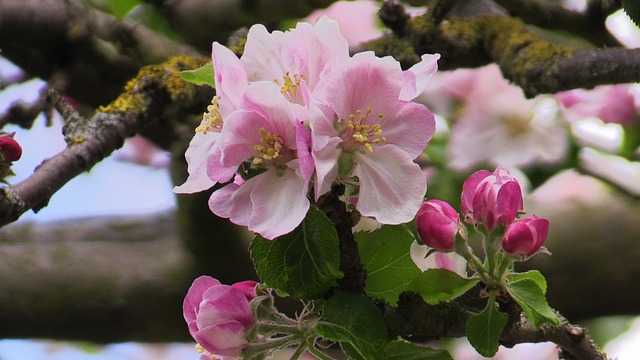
(0, 132, 22, 183)
(416, 165, 549, 260)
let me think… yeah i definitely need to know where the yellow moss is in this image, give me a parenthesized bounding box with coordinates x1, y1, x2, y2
(478, 15, 575, 80)
(67, 136, 85, 145)
(98, 55, 208, 114)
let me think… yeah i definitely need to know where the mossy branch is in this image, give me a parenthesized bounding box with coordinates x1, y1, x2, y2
(0, 56, 212, 227)
(371, 0, 640, 98)
(384, 293, 607, 360)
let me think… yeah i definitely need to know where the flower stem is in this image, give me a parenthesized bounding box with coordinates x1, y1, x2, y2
(306, 343, 337, 360)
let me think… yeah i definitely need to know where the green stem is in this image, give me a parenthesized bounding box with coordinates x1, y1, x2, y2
(242, 335, 299, 358)
(456, 240, 492, 285)
(306, 343, 337, 360)
(289, 342, 309, 360)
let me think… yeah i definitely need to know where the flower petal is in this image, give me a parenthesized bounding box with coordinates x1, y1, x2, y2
(173, 131, 219, 194)
(247, 169, 310, 239)
(399, 53, 440, 101)
(352, 145, 426, 224)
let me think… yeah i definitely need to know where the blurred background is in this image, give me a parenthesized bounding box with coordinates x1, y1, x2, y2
(1, 0, 640, 358)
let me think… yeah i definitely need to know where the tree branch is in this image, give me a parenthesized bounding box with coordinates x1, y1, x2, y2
(371, 0, 640, 98)
(144, 0, 339, 50)
(0, 0, 200, 107)
(0, 216, 197, 342)
(0, 56, 212, 226)
(492, 0, 622, 47)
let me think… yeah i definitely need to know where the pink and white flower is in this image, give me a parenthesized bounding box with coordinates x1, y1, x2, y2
(207, 82, 314, 239)
(310, 51, 439, 224)
(183, 276, 258, 358)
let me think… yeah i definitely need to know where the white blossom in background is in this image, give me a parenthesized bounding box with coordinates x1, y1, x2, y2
(445, 65, 568, 170)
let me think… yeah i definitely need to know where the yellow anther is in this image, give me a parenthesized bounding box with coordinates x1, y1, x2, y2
(343, 109, 386, 152)
(253, 127, 284, 166)
(274, 72, 306, 96)
(197, 96, 224, 134)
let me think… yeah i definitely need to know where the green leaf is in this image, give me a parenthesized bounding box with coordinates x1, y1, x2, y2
(316, 292, 388, 360)
(466, 300, 508, 357)
(507, 270, 547, 294)
(249, 206, 342, 300)
(623, 0, 640, 27)
(407, 269, 479, 305)
(180, 62, 215, 87)
(356, 225, 421, 305)
(506, 279, 560, 328)
(106, 0, 140, 18)
(383, 340, 453, 360)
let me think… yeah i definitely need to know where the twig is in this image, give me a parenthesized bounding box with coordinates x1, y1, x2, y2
(0, 56, 211, 226)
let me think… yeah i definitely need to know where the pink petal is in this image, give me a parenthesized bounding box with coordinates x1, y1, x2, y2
(212, 43, 248, 111)
(352, 145, 426, 224)
(313, 52, 403, 121)
(195, 321, 249, 357)
(220, 110, 269, 167)
(379, 100, 436, 158)
(399, 53, 440, 101)
(460, 170, 491, 217)
(247, 169, 310, 239)
(173, 131, 218, 194)
(208, 182, 251, 224)
(295, 121, 314, 182)
(183, 276, 222, 335)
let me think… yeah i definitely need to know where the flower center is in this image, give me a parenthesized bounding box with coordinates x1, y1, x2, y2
(338, 108, 386, 152)
(196, 96, 224, 134)
(274, 72, 305, 96)
(252, 128, 288, 168)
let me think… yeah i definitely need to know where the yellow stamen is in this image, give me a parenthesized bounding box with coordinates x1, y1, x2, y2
(196, 96, 224, 134)
(253, 128, 284, 166)
(274, 72, 306, 96)
(346, 108, 387, 152)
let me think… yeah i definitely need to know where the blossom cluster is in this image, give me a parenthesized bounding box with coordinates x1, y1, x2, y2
(175, 17, 439, 239)
(417, 165, 549, 259)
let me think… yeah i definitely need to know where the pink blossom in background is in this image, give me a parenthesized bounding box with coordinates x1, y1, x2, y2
(502, 215, 549, 258)
(442, 65, 568, 170)
(461, 165, 523, 233)
(416, 199, 461, 251)
(183, 276, 255, 358)
(310, 51, 438, 224)
(606, 9, 640, 48)
(557, 85, 637, 125)
(305, 1, 382, 47)
(114, 135, 169, 168)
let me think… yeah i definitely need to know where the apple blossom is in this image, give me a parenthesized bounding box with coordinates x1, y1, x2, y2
(207, 82, 314, 239)
(502, 215, 549, 257)
(183, 276, 257, 358)
(311, 51, 439, 224)
(557, 85, 637, 125)
(416, 200, 461, 251)
(461, 165, 523, 233)
(239, 16, 350, 105)
(444, 65, 568, 170)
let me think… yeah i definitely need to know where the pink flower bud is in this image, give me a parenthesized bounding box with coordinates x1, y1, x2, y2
(461, 165, 523, 233)
(416, 199, 461, 251)
(0, 134, 22, 163)
(502, 215, 549, 257)
(183, 276, 255, 358)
